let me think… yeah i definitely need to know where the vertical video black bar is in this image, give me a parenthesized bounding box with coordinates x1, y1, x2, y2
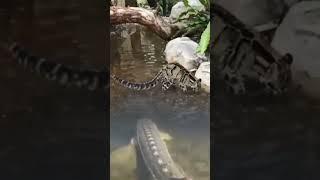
(212, 1, 320, 180)
(210, 2, 214, 179)
(106, 0, 111, 179)
(0, 0, 108, 179)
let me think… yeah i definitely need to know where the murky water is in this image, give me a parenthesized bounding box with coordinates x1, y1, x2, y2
(110, 25, 210, 180)
(0, 1, 106, 179)
(213, 79, 320, 180)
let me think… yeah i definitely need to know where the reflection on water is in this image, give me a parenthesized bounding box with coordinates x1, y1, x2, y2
(110, 25, 210, 180)
(0, 1, 106, 179)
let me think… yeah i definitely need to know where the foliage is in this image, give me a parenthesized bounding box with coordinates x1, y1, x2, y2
(198, 0, 209, 9)
(176, 0, 210, 54)
(196, 22, 210, 54)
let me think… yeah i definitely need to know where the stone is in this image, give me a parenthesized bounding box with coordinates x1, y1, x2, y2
(215, 0, 286, 26)
(195, 62, 210, 93)
(272, 1, 320, 100)
(169, 0, 205, 21)
(283, 0, 300, 7)
(164, 37, 207, 71)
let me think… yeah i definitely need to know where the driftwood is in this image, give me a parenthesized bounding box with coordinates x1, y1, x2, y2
(110, 6, 183, 40)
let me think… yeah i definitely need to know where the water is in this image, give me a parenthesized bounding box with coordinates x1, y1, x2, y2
(0, 1, 106, 179)
(110, 25, 211, 180)
(213, 80, 320, 180)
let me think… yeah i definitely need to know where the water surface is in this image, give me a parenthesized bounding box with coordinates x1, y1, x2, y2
(110, 25, 211, 180)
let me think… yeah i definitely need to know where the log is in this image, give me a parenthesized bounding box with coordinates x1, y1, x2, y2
(110, 6, 182, 40)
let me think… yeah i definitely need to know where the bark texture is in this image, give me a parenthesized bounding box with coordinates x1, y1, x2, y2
(110, 6, 181, 40)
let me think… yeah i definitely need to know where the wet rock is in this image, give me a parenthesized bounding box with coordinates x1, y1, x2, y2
(271, 1, 320, 100)
(215, 0, 286, 26)
(195, 62, 210, 93)
(169, 0, 205, 21)
(164, 37, 206, 71)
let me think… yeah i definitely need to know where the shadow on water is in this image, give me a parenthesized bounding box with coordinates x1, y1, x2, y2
(0, 1, 106, 179)
(110, 25, 210, 180)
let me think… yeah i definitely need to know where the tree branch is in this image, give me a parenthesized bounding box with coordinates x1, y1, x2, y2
(110, 6, 182, 40)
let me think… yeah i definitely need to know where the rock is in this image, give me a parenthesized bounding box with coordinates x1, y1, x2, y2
(110, 144, 136, 179)
(111, 0, 125, 6)
(195, 62, 210, 93)
(215, 0, 286, 26)
(164, 37, 207, 71)
(271, 1, 320, 100)
(137, 0, 148, 7)
(283, 0, 300, 7)
(282, 0, 320, 9)
(169, 0, 205, 21)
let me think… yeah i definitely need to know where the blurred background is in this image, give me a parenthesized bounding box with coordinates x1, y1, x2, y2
(0, 1, 107, 179)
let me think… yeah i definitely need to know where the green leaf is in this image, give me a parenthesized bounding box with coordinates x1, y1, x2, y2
(198, 0, 207, 6)
(197, 22, 210, 54)
(177, 11, 189, 19)
(183, 0, 190, 7)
